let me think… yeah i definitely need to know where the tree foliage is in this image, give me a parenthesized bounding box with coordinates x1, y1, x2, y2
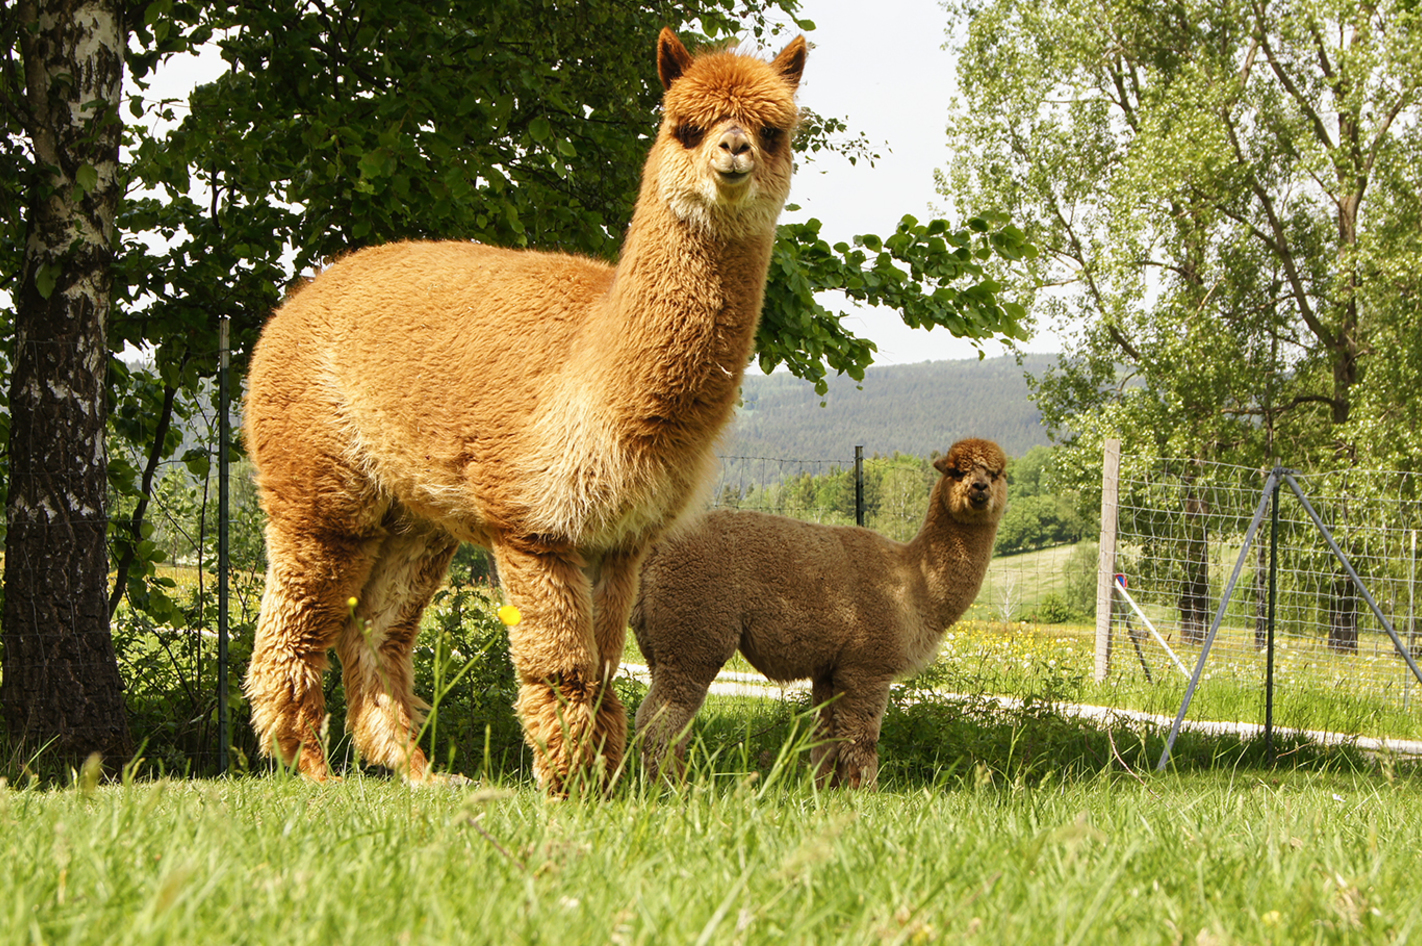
(941, 0, 1422, 476)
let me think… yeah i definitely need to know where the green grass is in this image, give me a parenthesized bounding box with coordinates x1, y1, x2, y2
(20, 582, 1422, 944)
(6, 734, 1421, 945)
(54, 551, 1421, 944)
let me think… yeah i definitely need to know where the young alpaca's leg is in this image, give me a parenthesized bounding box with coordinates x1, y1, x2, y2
(335, 525, 459, 781)
(495, 540, 621, 793)
(634, 657, 720, 782)
(827, 680, 892, 790)
(809, 675, 841, 788)
(245, 526, 381, 780)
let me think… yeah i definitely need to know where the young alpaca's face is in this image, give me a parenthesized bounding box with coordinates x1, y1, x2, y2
(652, 30, 806, 237)
(933, 439, 1009, 525)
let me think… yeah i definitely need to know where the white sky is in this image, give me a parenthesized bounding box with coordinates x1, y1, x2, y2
(775, 0, 1058, 363)
(126, 1, 1057, 365)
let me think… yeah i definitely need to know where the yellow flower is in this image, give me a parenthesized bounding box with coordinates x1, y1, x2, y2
(347, 597, 359, 610)
(498, 605, 522, 626)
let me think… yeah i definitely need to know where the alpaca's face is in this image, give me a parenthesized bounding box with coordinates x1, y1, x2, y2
(652, 31, 806, 237)
(934, 439, 1009, 525)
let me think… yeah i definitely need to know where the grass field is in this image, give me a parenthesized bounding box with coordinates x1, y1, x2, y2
(5, 733, 1421, 944)
(18, 556, 1422, 943)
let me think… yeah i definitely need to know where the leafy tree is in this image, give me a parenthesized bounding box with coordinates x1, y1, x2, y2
(943, 0, 1421, 643)
(941, 0, 1422, 472)
(992, 446, 1086, 555)
(3, 0, 1034, 767)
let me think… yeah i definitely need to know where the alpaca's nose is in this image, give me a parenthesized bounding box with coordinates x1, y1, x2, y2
(718, 126, 752, 156)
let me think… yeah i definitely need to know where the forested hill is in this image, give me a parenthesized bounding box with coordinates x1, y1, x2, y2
(723, 353, 1057, 463)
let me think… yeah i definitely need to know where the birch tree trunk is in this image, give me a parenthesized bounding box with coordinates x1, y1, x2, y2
(1, 0, 132, 764)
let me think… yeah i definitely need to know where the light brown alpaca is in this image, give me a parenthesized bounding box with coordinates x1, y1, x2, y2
(242, 29, 807, 791)
(631, 438, 1008, 789)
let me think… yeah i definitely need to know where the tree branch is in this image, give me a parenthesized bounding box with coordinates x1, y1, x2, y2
(109, 382, 180, 618)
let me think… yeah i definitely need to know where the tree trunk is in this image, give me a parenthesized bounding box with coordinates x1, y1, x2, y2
(1327, 573, 1359, 654)
(2, 0, 132, 766)
(1178, 493, 1210, 644)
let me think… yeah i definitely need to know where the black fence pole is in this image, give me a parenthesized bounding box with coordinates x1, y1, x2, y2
(218, 316, 230, 775)
(854, 445, 864, 527)
(1266, 469, 1280, 765)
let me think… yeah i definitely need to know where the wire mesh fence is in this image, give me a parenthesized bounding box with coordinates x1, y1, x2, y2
(707, 452, 861, 523)
(55, 407, 1422, 776)
(1102, 450, 1422, 731)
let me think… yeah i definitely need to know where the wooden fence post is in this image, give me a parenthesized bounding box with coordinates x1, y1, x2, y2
(1095, 438, 1121, 683)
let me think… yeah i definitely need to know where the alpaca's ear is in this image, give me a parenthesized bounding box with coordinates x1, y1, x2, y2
(933, 454, 954, 477)
(658, 28, 695, 89)
(771, 35, 808, 89)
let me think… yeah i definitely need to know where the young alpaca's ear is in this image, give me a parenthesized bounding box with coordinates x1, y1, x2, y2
(933, 454, 955, 477)
(771, 35, 808, 89)
(658, 28, 695, 90)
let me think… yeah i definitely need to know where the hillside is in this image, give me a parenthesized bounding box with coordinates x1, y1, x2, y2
(722, 353, 1056, 466)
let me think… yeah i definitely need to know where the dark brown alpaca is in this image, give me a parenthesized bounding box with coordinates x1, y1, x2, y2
(632, 439, 1008, 789)
(242, 29, 807, 792)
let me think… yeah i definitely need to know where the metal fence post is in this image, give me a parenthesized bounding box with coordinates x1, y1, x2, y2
(1094, 439, 1120, 682)
(854, 445, 864, 527)
(1266, 470, 1280, 764)
(218, 316, 230, 775)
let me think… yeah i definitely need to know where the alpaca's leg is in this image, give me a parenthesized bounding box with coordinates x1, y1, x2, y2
(808, 675, 840, 788)
(245, 527, 381, 780)
(828, 681, 892, 790)
(589, 548, 645, 682)
(335, 526, 458, 781)
(495, 540, 621, 793)
(634, 660, 718, 782)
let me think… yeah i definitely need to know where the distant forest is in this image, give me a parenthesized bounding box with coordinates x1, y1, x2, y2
(720, 354, 1056, 474)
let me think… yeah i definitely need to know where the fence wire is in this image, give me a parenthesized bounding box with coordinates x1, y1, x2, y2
(1108, 455, 1422, 714)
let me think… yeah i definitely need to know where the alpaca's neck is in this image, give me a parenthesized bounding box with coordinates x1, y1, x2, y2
(587, 191, 775, 435)
(907, 485, 1000, 631)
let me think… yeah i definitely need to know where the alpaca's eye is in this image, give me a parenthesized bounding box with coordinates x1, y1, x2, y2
(675, 124, 705, 148)
(761, 126, 784, 150)
(949, 470, 966, 480)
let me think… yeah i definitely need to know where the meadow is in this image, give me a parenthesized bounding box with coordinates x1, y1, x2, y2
(4, 726, 1420, 945)
(27, 551, 1416, 944)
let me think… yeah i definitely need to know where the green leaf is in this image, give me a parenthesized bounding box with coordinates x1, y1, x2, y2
(75, 164, 99, 197)
(35, 262, 60, 299)
(182, 450, 210, 478)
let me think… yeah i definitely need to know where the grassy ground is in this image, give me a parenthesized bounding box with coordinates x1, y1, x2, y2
(6, 740, 1421, 945)
(20, 565, 1422, 943)
(977, 544, 1081, 617)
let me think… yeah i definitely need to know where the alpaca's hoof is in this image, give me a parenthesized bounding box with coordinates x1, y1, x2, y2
(517, 677, 627, 796)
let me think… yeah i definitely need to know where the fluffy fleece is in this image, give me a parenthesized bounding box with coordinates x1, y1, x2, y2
(242, 29, 807, 792)
(631, 438, 1008, 788)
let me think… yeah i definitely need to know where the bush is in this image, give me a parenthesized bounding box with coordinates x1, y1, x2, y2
(412, 582, 525, 778)
(1028, 593, 1079, 624)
